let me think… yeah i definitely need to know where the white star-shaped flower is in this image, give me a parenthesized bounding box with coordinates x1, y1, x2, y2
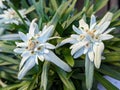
(14, 19, 71, 79)
(0, 8, 27, 25)
(58, 13, 114, 68)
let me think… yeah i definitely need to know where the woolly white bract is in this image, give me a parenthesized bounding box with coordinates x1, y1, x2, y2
(59, 14, 114, 69)
(14, 19, 71, 79)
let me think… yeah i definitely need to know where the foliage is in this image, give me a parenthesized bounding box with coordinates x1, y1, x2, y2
(0, 0, 120, 90)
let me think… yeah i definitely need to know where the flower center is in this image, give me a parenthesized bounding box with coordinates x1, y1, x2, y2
(28, 40, 36, 50)
(79, 34, 85, 40)
(86, 29, 96, 38)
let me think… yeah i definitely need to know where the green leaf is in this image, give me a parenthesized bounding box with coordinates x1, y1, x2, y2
(85, 55, 94, 90)
(65, 0, 77, 16)
(48, 0, 72, 26)
(56, 67, 75, 90)
(0, 54, 19, 64)
(74, 60, 85, 67)
(27, 70, 41, 90)
(94, 0, 108, 13)
(40, 61, 50, 90)
(50, 0, 58, 11)
(87, 5, 93, 16)
(63, 49, 74, 67)
(0, 81, 30, 90)
(103, 52, 120, 62)
(83, 0, 90, 12)
(112, 9, 120, 21)
(98, 65, 120, 81)
(95, 72, 118, 90)
(25, 5, 35, 15)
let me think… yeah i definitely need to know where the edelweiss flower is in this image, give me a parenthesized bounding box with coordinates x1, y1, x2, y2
(0, 8, 27, 25)
(14, 19, 71, 79)
(0, 0, 6, 8)
(58, 13, 114, 68)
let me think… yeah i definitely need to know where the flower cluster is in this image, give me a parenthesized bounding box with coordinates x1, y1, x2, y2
(0, 8, 27, 25)
(14, 19, 71, 79)
(58, 14, 114, 68)
(0, 0, 27, 25)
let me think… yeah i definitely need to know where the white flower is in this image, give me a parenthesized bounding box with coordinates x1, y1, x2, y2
(0, 8, 27, 25)
(0, 0, 6, 9)
(14, 19, 71, 79)
(58, 13, 114, 68)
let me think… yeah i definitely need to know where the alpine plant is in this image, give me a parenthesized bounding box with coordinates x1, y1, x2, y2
(14, 18, 71, 79)
(58, 14, 114, 69)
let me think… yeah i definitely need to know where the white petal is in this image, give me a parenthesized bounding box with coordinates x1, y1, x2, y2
(72, 25, 83, 34)
(18, 56, 36, 80)
(57, 38, 77, 47)
(79, 19, 89, 30)
(19, 54, 30, 70)
(44, 50, 71, 72)
(38, 54, 44, 62)
(88, 46, 94, 62)
(0, 34, 20, 40)
(104, 28, 115, 34)
(70, 41, 87, 49)
(97, 12, 113, 27)
(16, 42, 27, 47)
(70, 41, 87, 55)
(19, 32, 28, 42)
(35, 55, 38, 64)
(21, 51, 31, 57)
(71, 34, 79, 38)
(45, 43, 56, 49)
(90, 23, 96, 31)
(83, 45, 89, 54)
(39, 25, 54, 43)
(93, 42, 104, 68)
(90, 15, 96, 28)
(14, 48, 25, 53)
(29, 18, 39, 37)
(73, 48, 84, 59)
(100, 34, 113, 40)
(48, 36, 61, 41)
(43, 49, 49, 54)
(97, 21, 110, 34)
